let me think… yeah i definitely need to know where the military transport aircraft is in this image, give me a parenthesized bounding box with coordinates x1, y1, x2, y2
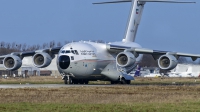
(0, 0, 199, 84)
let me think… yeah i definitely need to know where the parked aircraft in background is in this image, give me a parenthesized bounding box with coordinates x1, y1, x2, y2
(129, 66, 141, 77)
(130, 67, 162, 77)
(166, 66, 200, 77)
(166, 73, 181, 77)
(0, 0, 199, 84)
(143, 68, 162, 77)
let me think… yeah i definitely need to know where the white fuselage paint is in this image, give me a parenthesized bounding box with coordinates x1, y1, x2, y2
(56, 41, 143, 80)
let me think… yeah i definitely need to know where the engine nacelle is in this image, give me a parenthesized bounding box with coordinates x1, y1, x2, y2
(158, 55, 178, 70)
(32, 52, 53, 68)
(116, 52, 136, 67)
(3, 55, 22, 71)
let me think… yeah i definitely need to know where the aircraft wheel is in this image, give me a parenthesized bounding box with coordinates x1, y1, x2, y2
(126, 80, 131, 84)
(121, 78, 131, 84)
(79, 80, 84, 84)
(110, 81, 116, 84)
(72, 79, 78, 84)
(84, 80, 89, 84)
(64, 77, 72, 84)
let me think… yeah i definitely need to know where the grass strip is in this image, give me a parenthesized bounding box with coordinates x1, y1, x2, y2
(0, 102, 200, 112)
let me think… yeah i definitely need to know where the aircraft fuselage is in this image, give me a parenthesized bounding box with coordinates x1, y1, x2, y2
(56, 41, 142, 81)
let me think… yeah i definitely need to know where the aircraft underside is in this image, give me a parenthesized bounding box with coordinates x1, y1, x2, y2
(62, 75, 131, 84)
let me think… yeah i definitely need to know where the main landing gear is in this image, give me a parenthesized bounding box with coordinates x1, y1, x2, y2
(63, 75, 89, 84)
(110, 78, 131, 84)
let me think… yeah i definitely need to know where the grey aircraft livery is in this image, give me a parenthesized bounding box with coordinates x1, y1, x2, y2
(0, 0, 199, 84)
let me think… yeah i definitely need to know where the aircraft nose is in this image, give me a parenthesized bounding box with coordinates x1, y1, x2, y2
(58, 55, 70, 69)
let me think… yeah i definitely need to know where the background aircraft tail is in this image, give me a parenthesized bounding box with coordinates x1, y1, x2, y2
(134, 66, 141, 77)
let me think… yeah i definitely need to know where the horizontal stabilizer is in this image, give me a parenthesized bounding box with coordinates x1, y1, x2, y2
(93, 0, 195, 4)
(139, 0, 195, 3)
(93, 0, 131, 4)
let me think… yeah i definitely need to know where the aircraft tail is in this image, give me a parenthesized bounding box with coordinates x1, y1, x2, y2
(134, 66, 141, 77)
(94, 0, 195, 42)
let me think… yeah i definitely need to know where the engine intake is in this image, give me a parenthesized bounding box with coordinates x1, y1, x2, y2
(158, 55, 178, 70)
(32, 52, 53, 68)
(3, 55, 22, 71)
(116, 52, 136, 67)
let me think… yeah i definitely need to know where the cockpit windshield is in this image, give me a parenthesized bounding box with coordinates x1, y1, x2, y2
(61, 50, 65, 53)
(71, 50, 79, 55)
(71, 50, 75, 54)
(74, 50, 79, 55)
(61, 50, 79, 55)
(65, 50, 71, 53)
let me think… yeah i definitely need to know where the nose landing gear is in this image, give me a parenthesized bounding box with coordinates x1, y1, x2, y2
(61, 73, 89, 84)
(61, 73, 73, 84)
(63, 75, 72, 84)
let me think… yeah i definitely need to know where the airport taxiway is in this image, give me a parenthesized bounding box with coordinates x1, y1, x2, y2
(0, 83, 198, 88)
(0, 84, 114, 88)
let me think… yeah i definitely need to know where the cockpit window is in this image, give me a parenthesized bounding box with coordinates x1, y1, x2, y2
(65, 50, 71, 53)
(61, 50, 65, 53)
(61, 50, 78, 55)
(74, 50, 79, 55)
(71, 50, 75, 54)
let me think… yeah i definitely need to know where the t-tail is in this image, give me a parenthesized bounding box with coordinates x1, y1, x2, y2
(94, 0, 195, 42)
(134, 66, 141, 77)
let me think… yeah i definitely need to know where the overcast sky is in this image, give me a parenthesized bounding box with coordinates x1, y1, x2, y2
(0, 0, 200, 54)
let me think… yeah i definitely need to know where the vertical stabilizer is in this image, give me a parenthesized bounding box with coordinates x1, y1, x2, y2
(123, 0, 145, 42)
(93, 0, 195, 42)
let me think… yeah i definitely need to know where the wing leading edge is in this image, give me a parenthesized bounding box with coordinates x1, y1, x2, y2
(106, 44, 200, 61)
(0, 47, 62, 60)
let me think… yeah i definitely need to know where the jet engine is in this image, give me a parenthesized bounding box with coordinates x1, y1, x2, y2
(116, 52, 136, 67)
(158, 55, 178, 70)
(3, 55, 22, 71)
(32, 52, 53, 68)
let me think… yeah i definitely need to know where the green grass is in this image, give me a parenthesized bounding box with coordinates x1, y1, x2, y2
(1, 77, 200, 111)
(0, 86, 200, 111)
(0, 102, 200, 112)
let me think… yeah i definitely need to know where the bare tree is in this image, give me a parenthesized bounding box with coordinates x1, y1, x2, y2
(178, 57, 188, 64)
(64, 41, 70, 44)
(0, 41, 5, 48)
(36, 44, 41, 50)
(16, 44, 22, 51)
(22, 43, 27, 51)
(57, 42, 62, 47)
(139, 54, 158, 67)
(6, 43, 11, 49)
(11, 42, 16, 49)
(49, 41, 55, 48)
(42, 43, 49, 49)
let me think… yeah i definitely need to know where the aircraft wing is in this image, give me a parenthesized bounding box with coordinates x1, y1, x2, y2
(0, 46, 62, 70)
(106, 44, 200, 61)
(0, 46, 62, 60)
